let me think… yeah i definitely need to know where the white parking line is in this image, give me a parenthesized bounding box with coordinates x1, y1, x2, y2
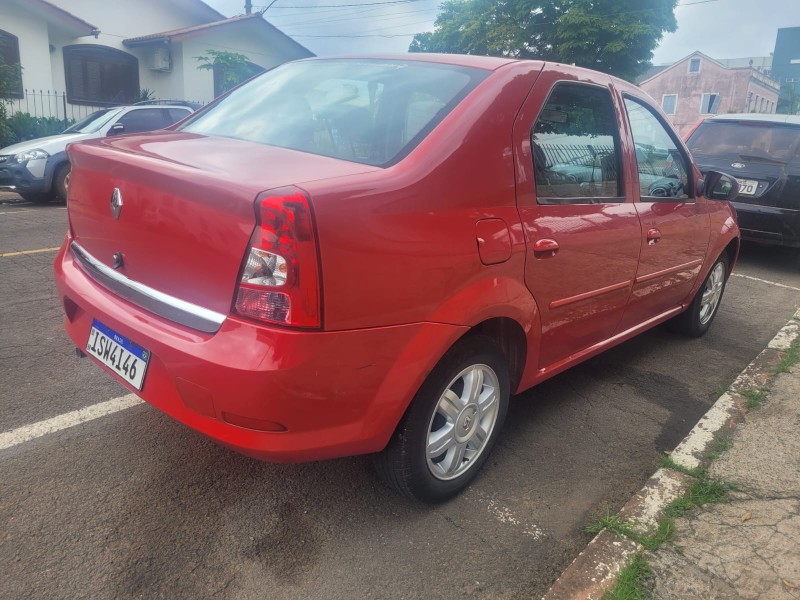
(0, 394, 143, 451)
(732, 273, 800, 292)
(0, 209, 34, 215)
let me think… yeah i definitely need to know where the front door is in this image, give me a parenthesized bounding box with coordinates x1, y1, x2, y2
(514, 70, 641, 371)
(617, 96, 709, 332)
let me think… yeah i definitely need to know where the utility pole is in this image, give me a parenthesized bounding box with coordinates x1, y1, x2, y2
(245, 0, 252, 14)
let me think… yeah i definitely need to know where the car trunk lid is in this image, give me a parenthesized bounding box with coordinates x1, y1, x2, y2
(67, 131, 379, 323)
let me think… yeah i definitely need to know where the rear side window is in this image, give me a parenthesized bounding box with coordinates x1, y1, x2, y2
(531, 83, 623, 204)
(116, 108, 173, 134)
(166, 108, 191, 124)
(624, 97, 690, 201)
(180, 59, 487, 166)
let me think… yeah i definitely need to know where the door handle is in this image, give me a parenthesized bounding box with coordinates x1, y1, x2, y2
(533, 238, 559, 258)
(647, 228, 662, 246)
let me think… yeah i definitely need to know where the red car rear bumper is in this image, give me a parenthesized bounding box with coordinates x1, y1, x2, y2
(54, 237, 467, 462)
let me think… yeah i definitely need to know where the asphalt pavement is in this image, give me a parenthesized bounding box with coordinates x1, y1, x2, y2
(2, 192, 799, 599)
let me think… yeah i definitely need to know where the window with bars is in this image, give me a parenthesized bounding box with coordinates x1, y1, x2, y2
(0, 29, 22, 98)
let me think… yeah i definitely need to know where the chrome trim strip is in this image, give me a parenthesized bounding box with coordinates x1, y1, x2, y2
(549, 279, 632, 309)
(70, 241, 226, 333)
(634, 259, 703, 285)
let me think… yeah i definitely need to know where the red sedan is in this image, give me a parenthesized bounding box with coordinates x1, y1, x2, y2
(54, 55, 740, 502)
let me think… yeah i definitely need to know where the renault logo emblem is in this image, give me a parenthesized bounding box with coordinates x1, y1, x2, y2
(110, 188, 123, 219)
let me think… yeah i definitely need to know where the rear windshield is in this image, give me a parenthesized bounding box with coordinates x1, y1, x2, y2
(687, 121, 800, 165)
(179, 59, 487, 166)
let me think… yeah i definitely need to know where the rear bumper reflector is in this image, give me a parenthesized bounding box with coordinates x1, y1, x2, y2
(70, 241, 227, 333)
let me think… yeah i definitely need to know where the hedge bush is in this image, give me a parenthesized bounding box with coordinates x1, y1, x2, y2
(0, 112, 74, 148)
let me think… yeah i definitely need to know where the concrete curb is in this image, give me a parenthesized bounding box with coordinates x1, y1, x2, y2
(543, 308, 800, 600)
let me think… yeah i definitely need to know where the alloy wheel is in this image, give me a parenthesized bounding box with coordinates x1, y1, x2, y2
(699, 262, 725, 325)
(426, 364, 500, 481)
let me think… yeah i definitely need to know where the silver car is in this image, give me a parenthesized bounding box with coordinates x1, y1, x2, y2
(0, 104, 193, 203)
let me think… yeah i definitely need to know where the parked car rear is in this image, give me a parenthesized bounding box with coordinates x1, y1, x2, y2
(54, 55, 740, 502)
(686, 113, 800, 248)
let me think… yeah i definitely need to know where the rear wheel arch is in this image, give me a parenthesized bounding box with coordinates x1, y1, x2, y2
(374, 332, 511, 502)
(471, 317, 527, 393)
(376, 314, 531, 453)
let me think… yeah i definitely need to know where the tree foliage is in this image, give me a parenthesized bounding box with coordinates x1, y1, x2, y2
(195, 49, 254, 95)
(409, 0, 678, 82)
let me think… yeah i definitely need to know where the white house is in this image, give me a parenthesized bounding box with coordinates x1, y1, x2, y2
(0, 0, 313, 119)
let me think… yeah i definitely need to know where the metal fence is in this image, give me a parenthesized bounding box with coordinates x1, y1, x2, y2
(3, 90, 108, 127)
(538, 143, 615, 167)
(3, 90, 206, 127)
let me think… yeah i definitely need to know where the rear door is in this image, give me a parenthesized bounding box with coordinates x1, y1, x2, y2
(513, 68, 641, 370)
(617, 94, 709, 331)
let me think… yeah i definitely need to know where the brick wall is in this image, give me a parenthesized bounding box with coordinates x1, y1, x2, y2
(640, 54, 780, 136)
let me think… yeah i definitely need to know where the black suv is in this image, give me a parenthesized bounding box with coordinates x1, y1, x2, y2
(686, 114, 800, 247)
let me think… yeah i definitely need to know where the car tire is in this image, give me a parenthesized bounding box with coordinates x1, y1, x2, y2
(52, 162, 71, 203)
(669, 254, 729, 337)
(374, 334, 509, 503)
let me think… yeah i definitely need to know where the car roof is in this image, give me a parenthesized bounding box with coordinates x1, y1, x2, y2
(301, 53, 521, 71)
(123, 104, 193, 110)
(706, 113, 800, 126)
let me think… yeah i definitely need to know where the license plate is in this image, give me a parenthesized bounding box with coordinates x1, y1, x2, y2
(85, 319, 150, 391)
(736, 178, 759, 196)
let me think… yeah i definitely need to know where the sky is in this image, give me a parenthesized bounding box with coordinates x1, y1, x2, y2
(204, 0, 799, 64)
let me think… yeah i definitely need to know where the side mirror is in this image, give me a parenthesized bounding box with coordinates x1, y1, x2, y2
(107, 123, 125, 136)
(702, 170, 739, 201)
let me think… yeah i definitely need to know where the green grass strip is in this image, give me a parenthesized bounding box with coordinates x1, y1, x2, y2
(603, 554, 653, 600)
(585, 516, 675, 552)
(740, 388, 768, 409)
(776, 338, 800, 374)
(660, 456, 704, 478)
(708, 434, 733, 461)
(586, 515, 638, 539)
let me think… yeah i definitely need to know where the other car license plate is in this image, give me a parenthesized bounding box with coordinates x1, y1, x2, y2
(736, 178, 758, 196)
(85, 319, 150, 391)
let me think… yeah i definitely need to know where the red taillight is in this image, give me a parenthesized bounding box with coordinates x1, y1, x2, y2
(233, 187, 321, 328)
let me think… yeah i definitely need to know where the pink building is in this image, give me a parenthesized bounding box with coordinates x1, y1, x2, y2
(639, 51, 780, 136)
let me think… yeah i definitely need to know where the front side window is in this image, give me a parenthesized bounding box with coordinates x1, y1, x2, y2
(624, 97, 690, 201)
(64, 45, 139, 105)
(62, 108, 123, 133)
(181, 59, 486, 166)
(531, 82, 623, 204)
(700, 93, 720, 114)
(0, 29, 22, 98)
(662, 94, 677, 115)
